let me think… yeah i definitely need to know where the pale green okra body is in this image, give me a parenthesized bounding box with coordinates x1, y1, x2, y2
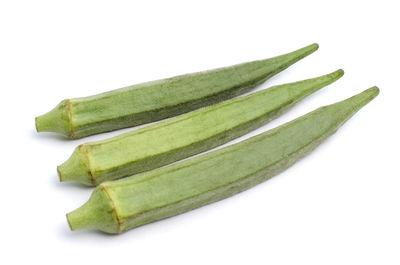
(58, 70, 344, 185)
(35, 44, 318, 139)
(67, 87, 379, 234)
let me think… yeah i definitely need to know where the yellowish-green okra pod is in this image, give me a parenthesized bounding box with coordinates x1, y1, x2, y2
(67, 87, 379, 234)
(35, 44, 318, 139)
(59, 70, 344, 186)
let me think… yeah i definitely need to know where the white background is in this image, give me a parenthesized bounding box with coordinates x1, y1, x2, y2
(1, 0, 399, 264)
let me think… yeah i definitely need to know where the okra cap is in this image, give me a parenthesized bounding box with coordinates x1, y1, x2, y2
(58, 146, 94, 186)
(67, 186, 120, 233)
(35, 100, 72, 137)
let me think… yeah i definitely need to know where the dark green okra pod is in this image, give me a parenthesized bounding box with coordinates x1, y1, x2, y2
(59, 70, 344, 185)
(35, 44, 318, 139)
(67, 87, 379, 234)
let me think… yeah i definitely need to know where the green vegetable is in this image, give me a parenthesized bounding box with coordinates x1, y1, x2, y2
(58, 70, 343, 186)
(35, 44, 318, 139)
(66, 86, 379, 234)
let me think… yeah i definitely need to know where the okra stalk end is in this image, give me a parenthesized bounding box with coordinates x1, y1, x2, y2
(35, 100, 72, 138)
(58, 146, 94, 186)
(66, 187, 120, 233)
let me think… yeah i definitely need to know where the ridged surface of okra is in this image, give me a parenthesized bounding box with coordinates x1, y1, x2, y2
(67, 87, 379, 234)
(58, 70, 344, 185)
(35, 44, 318, 138)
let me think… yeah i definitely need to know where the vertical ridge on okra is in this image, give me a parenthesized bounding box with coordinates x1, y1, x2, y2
(58, 69, 343, 186)
(66, 87, 379, 234)
(35, 43, 318, 139)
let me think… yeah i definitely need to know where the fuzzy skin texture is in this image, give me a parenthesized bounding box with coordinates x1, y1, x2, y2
(58, 70, 343, 185)
(36, 44, 318, 139)
(66, 87, 379, 234)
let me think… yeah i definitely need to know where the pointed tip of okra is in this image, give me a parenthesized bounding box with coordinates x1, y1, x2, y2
(309, 43, 319, 51)
(298, 43, 319, 55)
(366, 86, 380, 96)
(327, 86, 379, 117)
(280, 68, 344, 99)
(348, 86, 380, 107)
(314, 68, 344, 87)
(35, 100, 72, 138)
(317, 68, 344, 84)
(334, 68, 345, 78)
(286, 43, 319, 60)
(268, 43, 319, 71)
(326, 68, 345, 84)
(58, 146, 94, 186)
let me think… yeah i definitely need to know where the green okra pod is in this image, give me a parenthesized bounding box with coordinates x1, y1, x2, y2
(35, 43, 318, 139)
(67, 86, 379, 234)
(58, 70, 344, 185)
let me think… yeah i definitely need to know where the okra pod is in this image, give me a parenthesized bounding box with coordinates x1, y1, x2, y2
(67, 86, 379, 234)
(35, 44, 318, 139)
(59, 70, 343, 185)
